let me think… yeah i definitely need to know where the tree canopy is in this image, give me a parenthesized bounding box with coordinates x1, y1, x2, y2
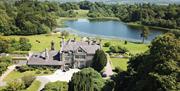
(69, 68, 105, 91)
(91, 49, 107, 72)
(114, 33, 180, 91)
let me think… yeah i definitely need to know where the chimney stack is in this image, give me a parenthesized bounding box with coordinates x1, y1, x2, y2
(45, 48, 49, 60)
(51, 40, 55, 50)
(61, 36, 65, 47)
(73, 37, 76, 42)
(99, 39, 102, 49)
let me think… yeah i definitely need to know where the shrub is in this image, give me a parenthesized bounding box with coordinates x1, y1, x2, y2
(0, 62, 8, 75)
(35, 70, 41, 74)
(61, 31, 69, 38)
(114, 67, 123, 73)
(6, 79, 25, 91)
(16, 65, 31, 72)
(0, 56, 12, 76)
(124, 41, 127, 45)
(109, 45, 129, 54)
(104, 42, 111, 47)
(21, 75, 35, 88)
(44, 71, 49, 74)
(19, 37, 32, 51)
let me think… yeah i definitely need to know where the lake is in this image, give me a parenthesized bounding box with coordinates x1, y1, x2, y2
(63, 19, 163, 42)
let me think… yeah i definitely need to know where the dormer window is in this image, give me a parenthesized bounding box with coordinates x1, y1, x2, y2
(78, 50, 82, 52)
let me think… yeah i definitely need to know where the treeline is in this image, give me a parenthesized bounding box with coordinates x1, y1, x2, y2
(82, 2, 180, 29)
(50, 1, 180, 30)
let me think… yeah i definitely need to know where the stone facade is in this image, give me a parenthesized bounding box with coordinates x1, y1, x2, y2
(60, 38, 101, 68)
(27, 38, 101, 69)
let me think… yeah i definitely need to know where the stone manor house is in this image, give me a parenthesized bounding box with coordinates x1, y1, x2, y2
(27, 37, 101, 68)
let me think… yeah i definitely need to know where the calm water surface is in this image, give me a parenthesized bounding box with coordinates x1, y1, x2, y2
(64, 19, 163, 42)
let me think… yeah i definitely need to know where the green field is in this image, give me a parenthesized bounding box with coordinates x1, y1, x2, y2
(110, 58, 129, 71)
(102, 39, 148, 55)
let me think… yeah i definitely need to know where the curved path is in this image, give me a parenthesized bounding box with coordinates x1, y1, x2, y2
(0, 65, 17, 86)
(103, 54, 113, 77)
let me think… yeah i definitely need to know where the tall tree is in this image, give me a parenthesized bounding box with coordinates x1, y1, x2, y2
(140, 26, 149, 43)
(91, 49, 107, 72)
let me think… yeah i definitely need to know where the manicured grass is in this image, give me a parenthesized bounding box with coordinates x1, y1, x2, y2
(25, 80, 41, 91)
(110, 58, 129, 71)
(102, 39, 148, 55)
(5, 34, 61, 52)
(3, 70, 52, 82)
(4, 33, 80, 52)
(3, 33, 148, 54)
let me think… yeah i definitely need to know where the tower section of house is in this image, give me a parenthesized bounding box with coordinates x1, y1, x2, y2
(60, 39, 101, 68)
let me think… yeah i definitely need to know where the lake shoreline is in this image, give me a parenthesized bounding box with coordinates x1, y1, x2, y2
(57, 17, 175, 32)
(56, 18, 163, 43)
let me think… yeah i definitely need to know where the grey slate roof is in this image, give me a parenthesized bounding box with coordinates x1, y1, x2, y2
(62, 40, 100, 54)
(27, 51, 64, 66)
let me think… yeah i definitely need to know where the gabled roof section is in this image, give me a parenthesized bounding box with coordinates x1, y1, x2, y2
(61, 39, 100, 54)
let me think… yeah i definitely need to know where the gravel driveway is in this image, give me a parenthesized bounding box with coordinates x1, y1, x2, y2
(36, 69, 80, 91)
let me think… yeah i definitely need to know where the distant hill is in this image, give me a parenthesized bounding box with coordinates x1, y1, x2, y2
(38, 0, 180, 5)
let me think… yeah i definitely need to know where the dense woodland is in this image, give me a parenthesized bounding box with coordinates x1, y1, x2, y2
(82, 1, 180, 30)
(0, 0, 180, 35)
(0, 0, 73, 35)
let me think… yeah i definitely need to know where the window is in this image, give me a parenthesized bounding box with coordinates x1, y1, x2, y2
(78, 50, 83, 52)
(75, 55, 85, 59)
(79, 61, 85, 68)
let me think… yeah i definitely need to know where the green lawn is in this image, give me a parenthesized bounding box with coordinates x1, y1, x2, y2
(3, 33, 148, 54)
(102, 39, 148, 55)
(4, 34, 80, 52)
(25, 80, 41, 91)
(110, 58, 129, 71)
(5, 34, 61, 52)
(3, 70, 52, 82)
